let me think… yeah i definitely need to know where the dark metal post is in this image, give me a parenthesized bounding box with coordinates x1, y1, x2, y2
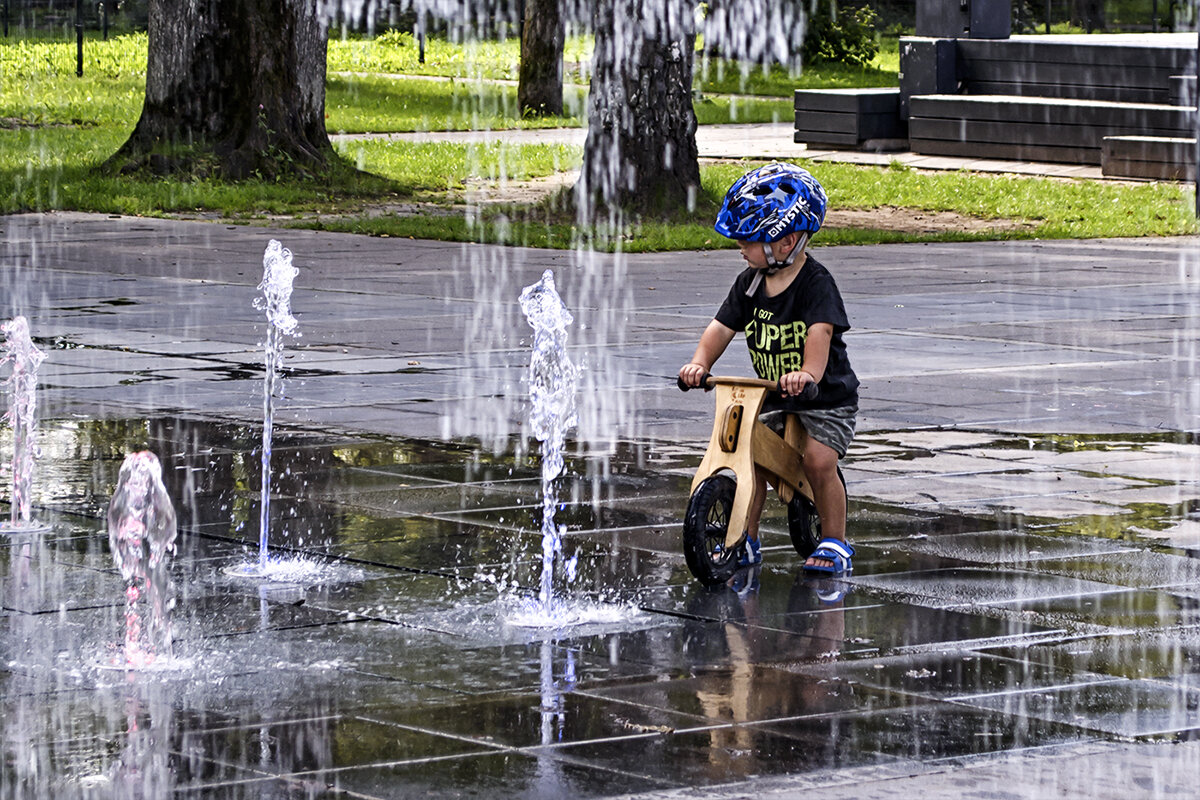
(1045, 0, 1050, 33)
(3, 2, 8, 39)
(102, 0, 109, 40)
(75, 0, 83, 77)
(418, 11, 425, 64)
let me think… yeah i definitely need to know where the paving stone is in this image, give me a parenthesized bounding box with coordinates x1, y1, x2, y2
(849, 567, 1127, 609)
(887, 529, 1136, 565)
(957, 679, 1200, 738)
(2, 213, 1200, 798)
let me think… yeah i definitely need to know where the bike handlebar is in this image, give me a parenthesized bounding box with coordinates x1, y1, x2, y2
(676, 374, 818, 400)
(676, 374, 710, 392)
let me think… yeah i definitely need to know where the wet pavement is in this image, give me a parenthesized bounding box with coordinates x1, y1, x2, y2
(1, 212, 1199, 798)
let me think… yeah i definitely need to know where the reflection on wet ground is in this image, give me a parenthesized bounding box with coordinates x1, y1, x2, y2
(3, 417, 1200, 798)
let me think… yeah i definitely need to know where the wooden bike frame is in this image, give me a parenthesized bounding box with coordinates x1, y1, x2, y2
(688, 376, 816, 550)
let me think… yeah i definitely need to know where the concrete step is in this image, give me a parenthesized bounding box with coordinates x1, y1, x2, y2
(793, 88, 907, 151)
(910, 94, 1193, 165)
(1101, 134, 1195, 180)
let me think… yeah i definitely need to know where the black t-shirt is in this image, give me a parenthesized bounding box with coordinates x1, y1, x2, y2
(715, 255, 859, 411)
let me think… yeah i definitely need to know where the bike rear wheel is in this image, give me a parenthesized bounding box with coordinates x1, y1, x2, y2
(786, 467, 847, 558)
(682, 474, 743, 587)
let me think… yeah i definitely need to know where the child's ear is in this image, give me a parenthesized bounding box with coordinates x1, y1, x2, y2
(778, 232, 801, 254)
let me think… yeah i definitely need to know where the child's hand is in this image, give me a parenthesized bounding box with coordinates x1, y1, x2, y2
(779, 370, 817, 397)
(678, 362, 708, 388)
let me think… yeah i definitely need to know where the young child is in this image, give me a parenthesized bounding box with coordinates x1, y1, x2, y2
(678, 163, 858, 574)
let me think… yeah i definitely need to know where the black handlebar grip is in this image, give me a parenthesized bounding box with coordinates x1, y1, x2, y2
(677, 373, 712, 392)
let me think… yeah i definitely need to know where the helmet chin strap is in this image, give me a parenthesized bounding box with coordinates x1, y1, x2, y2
(745, 232, 810, 297)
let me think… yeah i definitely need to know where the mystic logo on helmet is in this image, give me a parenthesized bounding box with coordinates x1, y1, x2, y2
(766, 196, 811, 240)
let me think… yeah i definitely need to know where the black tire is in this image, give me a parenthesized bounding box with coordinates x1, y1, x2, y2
(682, 474, 743, 587)
(786, 493, 820, 558)
(786, 467, 847, 559)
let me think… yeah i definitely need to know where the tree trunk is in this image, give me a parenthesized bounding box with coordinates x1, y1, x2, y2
(518, 0, 564, 117)
(578, 0, 700, 216)
(108, 0, 332, 179)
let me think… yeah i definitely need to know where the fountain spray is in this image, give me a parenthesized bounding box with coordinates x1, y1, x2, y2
(244, 240, 300, 575)
(519, 270, 580, 612)
(1, 316, 50, 534)
(108, 451, 178, 667)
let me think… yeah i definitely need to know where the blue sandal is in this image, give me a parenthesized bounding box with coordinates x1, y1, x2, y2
(736, 536, 761, 566)
(803, 537, 854, 575)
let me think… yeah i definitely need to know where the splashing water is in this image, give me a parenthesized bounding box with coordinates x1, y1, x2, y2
(519, 270, 580, 613)
(505, 595, 644, 630)
(107, 451, 178, 668)
(231, 240, 301, 577)
(0, 316, 49, 533)
(256, 239, 301, 339)
(233, 555, 346, 585)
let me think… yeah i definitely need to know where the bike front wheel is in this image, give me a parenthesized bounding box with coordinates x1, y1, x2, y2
(682, 474, 743, 587)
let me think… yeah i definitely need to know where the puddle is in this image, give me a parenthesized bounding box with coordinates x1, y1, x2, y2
(2, 416, 1200, 796)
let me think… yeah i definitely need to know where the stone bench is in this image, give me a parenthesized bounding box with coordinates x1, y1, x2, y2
(793, 88, 907, 151)
(954, 35, 1192, 105)
(1101, 135, 1194, 180)
(909, 94, 1193, 164)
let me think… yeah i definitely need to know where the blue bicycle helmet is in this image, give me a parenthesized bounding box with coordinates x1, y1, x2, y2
(714, 162, 827, 243)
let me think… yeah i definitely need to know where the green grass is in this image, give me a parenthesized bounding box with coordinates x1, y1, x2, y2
(693, 95, 793, 124)
(0, 132, 579, 215)
(304, 153, 1196, 249)
(0, 35, 144, 125)
(0, 137, 403, 217)
(302, 206, 1015, 251)
(0, 31, 1195, 247)
(336, 140, 582, 190)
(696, 37, 900, 96)
(326, 74, 585, 133)
(702, 160, 1197, 238)
(0, 33, 793, 137)
(697, 161, 1195, 241)
(329, 30, 902, 98)
(697, 58, 896, 94)
(1, 31, 145, 80)
(327, 73, 791, 133)
(328, 30, 596, 84)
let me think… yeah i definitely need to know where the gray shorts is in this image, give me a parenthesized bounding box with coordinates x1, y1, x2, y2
(760, 404, 858, 458)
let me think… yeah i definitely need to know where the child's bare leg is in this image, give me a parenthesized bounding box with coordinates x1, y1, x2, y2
(801, 438, 846, 570)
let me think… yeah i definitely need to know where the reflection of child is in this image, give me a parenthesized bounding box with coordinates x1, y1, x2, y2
(678, 163, 858, 574)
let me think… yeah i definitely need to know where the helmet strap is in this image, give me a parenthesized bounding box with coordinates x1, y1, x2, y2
(765, 232, 809, 272)
(745, 233, 810, 297)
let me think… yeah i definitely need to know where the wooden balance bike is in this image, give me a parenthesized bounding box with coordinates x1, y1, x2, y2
(678, 375, 844, 587)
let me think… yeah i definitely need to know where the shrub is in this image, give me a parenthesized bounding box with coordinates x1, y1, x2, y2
(803, 1, 879, 68)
